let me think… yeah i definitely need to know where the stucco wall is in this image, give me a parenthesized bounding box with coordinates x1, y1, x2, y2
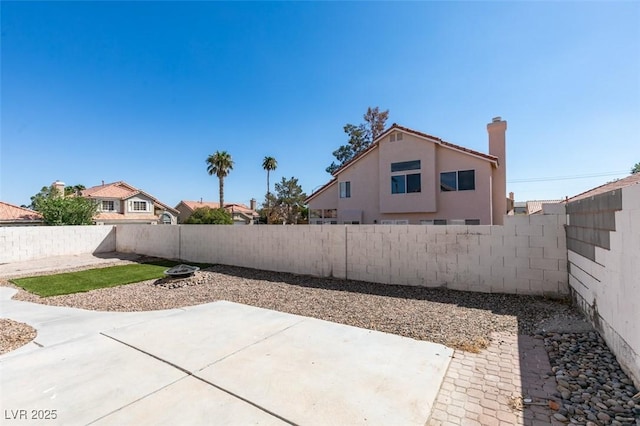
(0, 225, 116, 263)
(115, 213, 567, 297)
(567, 184, 640, 387)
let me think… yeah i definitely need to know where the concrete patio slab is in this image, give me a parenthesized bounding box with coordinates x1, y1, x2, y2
(195, 313, 453, 426)
(92, 376, 288, 426)
(1, 296, 453, 425)
(0, 334, 186, 426)
(102, 301, 305, 373)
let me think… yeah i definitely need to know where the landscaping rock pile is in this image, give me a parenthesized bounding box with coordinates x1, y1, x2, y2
(544, 331, 639, 425)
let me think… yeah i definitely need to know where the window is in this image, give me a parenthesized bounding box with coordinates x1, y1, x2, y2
(440, 172, 457, 191)
(458, 170, 475, 191)
(391, 160, 420, 172)
(420, 220, 434, 225)
(389, 132, 404, 142)
(133, 201, 147, 211)
(434, 219, 447, 225)
(392, 173, 421, 194)
(309, 209, 322, 219)
(323, 209, 337, 219)
(440, 170, 476, 191)
(391, 176, 406, 194)
(465, 219, 480, 225)
(102, 200, 114, 211)
(406, 173, 421, 193)
(339, 181, 351, 198)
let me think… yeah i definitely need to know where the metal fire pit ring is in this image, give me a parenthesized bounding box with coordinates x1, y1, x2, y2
(164, 264, 200, 278)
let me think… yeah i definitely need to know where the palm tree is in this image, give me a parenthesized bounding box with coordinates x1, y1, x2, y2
(206, 151, 234, 207)
(262, 156, 277, 224)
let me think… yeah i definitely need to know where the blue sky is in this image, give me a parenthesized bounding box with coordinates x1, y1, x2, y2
(2, 1, 638, 208)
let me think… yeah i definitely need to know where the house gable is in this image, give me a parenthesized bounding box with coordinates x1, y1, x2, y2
(307, 119, 505, 225)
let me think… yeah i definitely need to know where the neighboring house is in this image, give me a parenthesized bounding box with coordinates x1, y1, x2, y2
(566, 173, 640, 203)
(0, 201, 44, 226)
(306, 117, 508, 225)
(525, 200, 563, 215)
(175, 199, 259, 225)
(79, 181, 178, 225)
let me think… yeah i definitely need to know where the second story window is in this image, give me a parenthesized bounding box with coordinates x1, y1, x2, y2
(392, 173, 421, 194)
(132, 201, 147, 211)
(391, 160, 421, 194)
(101, 200, 114, 211)
(441, 170, 476, 191)
(339, 181, 351, 198)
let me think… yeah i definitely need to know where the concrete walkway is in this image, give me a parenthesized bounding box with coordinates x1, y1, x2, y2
(0, 288, 452, 425)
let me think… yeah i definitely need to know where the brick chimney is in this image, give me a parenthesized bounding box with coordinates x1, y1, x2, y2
(250, 198, 257, 211)
(487, 117, 507, 225)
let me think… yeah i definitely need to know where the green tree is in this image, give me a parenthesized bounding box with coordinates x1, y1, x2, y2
(64, 184, 86, 196)
(184, 207, 233, 224)
(265, 176, 307, 224)
(206, 151, 234, 207)
(262, 156, 278, 224)
(326, 106, 389, 174)
(30, 185, 97, 225)
(632, 162, 640, 174)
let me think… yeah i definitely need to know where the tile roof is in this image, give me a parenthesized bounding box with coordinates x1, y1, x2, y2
(94, 212, 160, 221)
(179, 200, 221, 211)
(525, 200, 563, 215)
(0, 202, 44, 222)
(82, 181, 178, 214)
(81, 181, 139, 199)
(567, 173, 640, 202)
(178, 201, 258, 217)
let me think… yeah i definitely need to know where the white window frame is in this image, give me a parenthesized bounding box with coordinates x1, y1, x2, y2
(339, 181, 351, 198)
(101, 200, 115, 211)
(132, 201, 148, 212)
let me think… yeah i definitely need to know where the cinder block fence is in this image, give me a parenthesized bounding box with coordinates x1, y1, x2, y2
(114, 212, 568, 297)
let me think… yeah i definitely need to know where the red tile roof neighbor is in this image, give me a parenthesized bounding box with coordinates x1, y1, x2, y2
(81, 181, 140, 199)
(178, 200, 258, 217)
(567, 174, 640, 202)
(82, 181, 177, 214)
(0, 202, 43, 223)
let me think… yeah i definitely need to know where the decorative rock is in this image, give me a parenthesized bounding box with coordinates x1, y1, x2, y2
(543, 331, 639, 426)
(553, 413, 568, 422)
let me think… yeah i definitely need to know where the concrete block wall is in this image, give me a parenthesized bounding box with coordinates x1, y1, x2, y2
(345, 214, 567, 296)
(0, 225, 116, 263)
(567, 183, 640, 387)
(114, 213, 567, 297)
(115, 225, 180, 260)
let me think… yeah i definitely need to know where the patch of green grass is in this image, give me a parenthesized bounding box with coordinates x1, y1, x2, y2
(11, 260, 211, 297)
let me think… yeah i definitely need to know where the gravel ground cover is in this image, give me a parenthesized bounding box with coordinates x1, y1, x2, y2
(3, 264, 578, 351)
(0, 319, 37, 355)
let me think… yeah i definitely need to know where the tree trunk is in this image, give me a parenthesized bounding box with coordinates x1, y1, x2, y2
(266, 171, 270, 224)
(219, 177, 224, 208)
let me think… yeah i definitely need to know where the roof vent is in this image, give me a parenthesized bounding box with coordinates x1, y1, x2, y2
(492, 116, 502, 123)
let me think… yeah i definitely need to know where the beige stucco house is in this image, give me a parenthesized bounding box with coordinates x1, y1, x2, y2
(175, 200, 259, 225)
(79, 181, 178, 225)
(306, 117, 507, 225)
